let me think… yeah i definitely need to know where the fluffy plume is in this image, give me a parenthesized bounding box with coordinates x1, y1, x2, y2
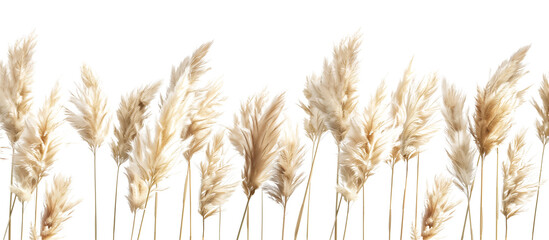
(182, 80, 224, 161)
(265, 125, 306, 206)
(533, 74, 549, 144)
(198, 130, 237, 219)
(229, 92, 285, 197)
(399, 74, 439, 160)
(31, 175, 80, 240)
(502, 131, 537, 219)
(338, 82, 391, 201)
(299, 74, 327, 141)
(111, 81, 161, 166)
(307, 35, 360, 143)
(125, 162, 149, 212)
(66, 65, 111, 149)
(0, 34, 36, 145)
(442, 81, 476, 196)
(472, 46, 529, 157)
(167, 41, 212, 98)
(11, 84, 64, 202)
(417, 176, 458, 240)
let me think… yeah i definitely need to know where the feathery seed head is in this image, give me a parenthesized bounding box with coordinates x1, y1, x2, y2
(533, 74, 549, 144)
(418, 176, 458, 240)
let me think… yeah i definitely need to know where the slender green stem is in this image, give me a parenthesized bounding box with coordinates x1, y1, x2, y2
(130, 211, 137, 240)
(480, 155, 485, 240)
(335, 145, 340, 240)
(389, 162, 395, 240)
(414, 154, 420, 233)
(342, 202, 350, 240)
(532, 142, 546, 240)
(179, 166, 190, 240)
(399, 160, 409, 240)
(282, 204, 287, 240)
(136, 187, 152, 240)
(294, 137, 320, 240)
(93, 148, 98, 240)
(235, 196, 252, 240)
(154, 191, 158, 240)
(113, 164, 121, 240)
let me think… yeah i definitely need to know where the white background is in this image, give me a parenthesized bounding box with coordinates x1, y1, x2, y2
(1, 0, 549, 239)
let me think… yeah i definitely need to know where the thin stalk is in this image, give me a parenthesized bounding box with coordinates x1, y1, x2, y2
(496, 148, 499, 240)
(414, 154, 420, 233)
(3, 197, 17, 240)
(179, 166, 190, 240)
(113, 164, 121, 240)
(189, 161, 193, 240)
(219, 210, 221, 240)
(362, 186, 365, 240)
(480, 155, 485, 240)
(34, 185, 38, 231)
(282, 204, 287, 240)
(235, 196, 252, 240)
(389, 162, 395, 240)
(342, 202, 350, 240)
(461, 192, 472, 240)
(136, 186, 152, 240)
(461, 155, 481, 240)
(8, 148, 14, 240)
(154, 191, 158, 240)
(93, 148, 98, 240)
(532, 142, 546, 240)
(328, 194, 344, 239)
(505, 218, 508, 240)
(131, 211, 137, 240)
(306, 185, 311, 240)
(19, 202, 23, 240)
(294, 136, 320, 240)
(202, 216, 205, 240)
(246, 201, 249, 240)
(261, 191, 264, 240)
(335, 145, 340, 240)
(399, 159, 410, 240)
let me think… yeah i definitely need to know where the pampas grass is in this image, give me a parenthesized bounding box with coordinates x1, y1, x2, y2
(398, 73, 439, 240)
(127, 60, 194, 240)
(198, 130, 237, 240)
(307, 34, 360, 240)
(531, 75, 549, 239)
(0, 34, 36, 240)
(265, 125, 306, 240)
(502, 131, 537, 240)
(110, 81, 161, 239)
(66, 65, 111, 240)
(471, 46, 529, 240)
(294, 74, 327, 240)
(442, 81, 477, 240)
(229, 92, 285, 240)
(412, 176, 458, 240)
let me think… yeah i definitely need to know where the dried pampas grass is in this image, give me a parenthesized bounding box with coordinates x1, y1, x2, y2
(229, 92, 285, 240)
(265, 125, 305, 240)
(199, 130, 237, 239)
(442, 81, 476, 240)
(415, 176, 458, 240)
(502, 131, 536, 239)
(472, 46, 529, 240)
(31, 175, 80, 240)
(531, 74, 549, 238)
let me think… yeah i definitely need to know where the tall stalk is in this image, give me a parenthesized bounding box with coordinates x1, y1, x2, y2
(112, 165, 121, 240)
(335, 145, 340, 240)
(480, 155, 485, 240)
(282, 204, 287, 240)
(246, 203, 249, 240)
(20, 202, 23, 240)
(235, 196, 251, 240)
(329, 195, 344, 240)
(362, 186, 365, 240)
(461, 155, 481, 240)
(293, 136, 320, 240)
(130, 211, 136, 240)
(136, 187, 152, 240)
(219, 210, 222, 240)
(93, 148, 98, 240)
(399, 160, 409, 240)
(496, 149, 499, 240)
(505, 218, 508, 240)
(388, 162, 395, 240)
(8, 148, 14, 240)
(261, 192, 264, 240)
(189, 163, 193, 240)
(154, 192, 158, 240)
(3, 197, 17, 240)
(179, 167, 190, 240)
(342, 202, 350, 240)
(34, 185, 38, 232)
(306, 185, 311, 240)
(414, 154, 419, 232)
(532, 142, 546, 240)
(202, 216, 205, 240)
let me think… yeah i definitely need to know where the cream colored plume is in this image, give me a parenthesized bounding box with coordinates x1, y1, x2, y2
(533, 74, 549, 144)
(417, 176, 458, 240)
(299, 74, 327, 141)
(229, 92, 285, 197)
